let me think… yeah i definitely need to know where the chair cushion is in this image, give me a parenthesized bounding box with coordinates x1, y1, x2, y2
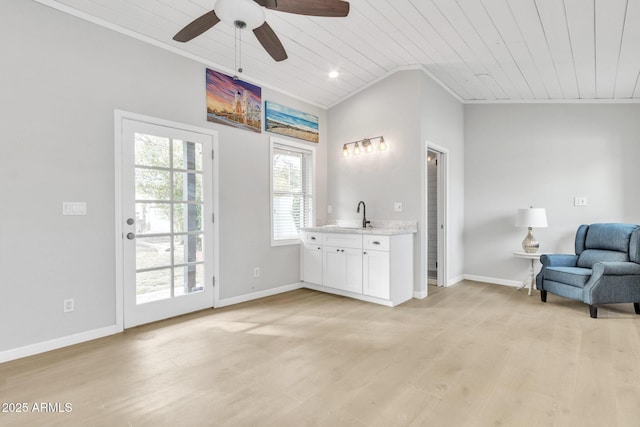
(584, 223, 637, 252)
(577, 249, 628, 268)
(544, 266, 592, 288)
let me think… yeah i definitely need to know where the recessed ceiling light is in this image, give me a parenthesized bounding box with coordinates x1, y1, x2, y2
(329, 70, 340, 79)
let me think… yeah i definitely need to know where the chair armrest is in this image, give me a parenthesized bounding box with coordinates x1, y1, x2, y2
(592, 262, 640, 276)
(540, 254, 578, 267)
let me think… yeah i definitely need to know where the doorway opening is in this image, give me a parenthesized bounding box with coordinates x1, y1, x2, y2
(426, 143, 447, 293)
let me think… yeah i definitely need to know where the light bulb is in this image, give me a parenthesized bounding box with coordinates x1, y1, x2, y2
(342, 144, 349, 157)
(378, 137, 387, 151)
(364, 139, 373, 153)
(353, 142, 361, 156)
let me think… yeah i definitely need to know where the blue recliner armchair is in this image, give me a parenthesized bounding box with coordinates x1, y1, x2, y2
(536, 223, 640, 318)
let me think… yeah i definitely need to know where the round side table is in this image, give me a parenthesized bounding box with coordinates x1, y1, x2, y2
(513, 251, 542, 296)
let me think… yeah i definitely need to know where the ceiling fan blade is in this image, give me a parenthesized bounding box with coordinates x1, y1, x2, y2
(253, 22, 288, 62)
(173, 11, 220, 42)
(266, 0, 349, 17)
(253, 0, 278, 7)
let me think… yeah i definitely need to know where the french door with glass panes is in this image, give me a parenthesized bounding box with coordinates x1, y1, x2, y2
(121, 119, 214, 328)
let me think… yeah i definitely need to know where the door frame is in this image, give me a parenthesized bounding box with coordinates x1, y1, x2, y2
(114, 110, 220, 331)
(423, 141, 449, 296)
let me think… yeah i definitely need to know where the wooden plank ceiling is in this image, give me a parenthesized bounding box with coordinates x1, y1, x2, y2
(39, 0, 640, 108)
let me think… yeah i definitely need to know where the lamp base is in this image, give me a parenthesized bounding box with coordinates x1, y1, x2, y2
(522, 228, 539, 253)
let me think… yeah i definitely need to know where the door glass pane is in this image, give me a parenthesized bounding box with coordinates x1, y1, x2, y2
(173, 204, 202, 233)
(135, 134, 170, 168)
(174, 172, 202, 201)
(136, 269, 171, 304)
(133, 133, 205, 306)
(173, 140, 203, 171)
(136, 203, 171, 234)
(135, 169, 171, 201)
(174, 264, 204, 296)
(136, 236, 172, 270)
(173, 234, 203, 265)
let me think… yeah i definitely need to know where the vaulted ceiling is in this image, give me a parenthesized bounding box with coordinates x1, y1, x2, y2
(37, 0, 640, 108)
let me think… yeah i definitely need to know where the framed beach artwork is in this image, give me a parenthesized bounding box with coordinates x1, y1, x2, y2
(206, 68, 262, 133)
(265, 101, 319, 143)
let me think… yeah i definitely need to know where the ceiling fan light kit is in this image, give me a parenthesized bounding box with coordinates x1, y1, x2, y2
(216, 0, 265, 30)
(173, 0, 350, 68)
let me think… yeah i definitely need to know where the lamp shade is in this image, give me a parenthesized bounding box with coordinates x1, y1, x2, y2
(515, 208, 548, 228)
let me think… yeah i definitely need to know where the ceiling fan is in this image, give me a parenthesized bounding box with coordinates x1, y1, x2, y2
(173, 0, 350, 62)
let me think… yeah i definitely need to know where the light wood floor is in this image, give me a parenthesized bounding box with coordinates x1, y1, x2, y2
(2, 281, 640, 426)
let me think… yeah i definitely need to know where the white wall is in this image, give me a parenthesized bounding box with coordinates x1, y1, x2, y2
(327, 70, 465, 292)
(464, 103, 640, 283)
(0, 0, 326, 353)
(419, 72, 465, 286)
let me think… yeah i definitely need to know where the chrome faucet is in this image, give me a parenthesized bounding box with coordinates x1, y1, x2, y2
(357, 201, 371, 229)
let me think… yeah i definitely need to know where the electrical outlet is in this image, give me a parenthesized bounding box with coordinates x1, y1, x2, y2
(327, 205, 332, 214)
(394, 202, 403, 212)
(63, 298, 74, 313)
(253, 267, 260, 278)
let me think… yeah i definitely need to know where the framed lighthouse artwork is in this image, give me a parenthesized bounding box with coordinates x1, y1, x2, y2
(205, 68, 262, 133)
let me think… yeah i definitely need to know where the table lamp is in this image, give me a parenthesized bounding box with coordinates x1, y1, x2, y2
(515, 207, 548, 253)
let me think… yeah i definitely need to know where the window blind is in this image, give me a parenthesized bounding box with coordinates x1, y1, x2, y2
(272, 143, 313, 242)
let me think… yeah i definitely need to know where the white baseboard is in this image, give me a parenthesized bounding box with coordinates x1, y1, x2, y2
(0, 324, 122, 364)
(463, 274, 522, 288)
(447, 275, 465, 287)
(215, 282, 303, 308)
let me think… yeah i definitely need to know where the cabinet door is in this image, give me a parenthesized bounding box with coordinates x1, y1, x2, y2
(343, 248, 363, 293)
(302, 244, 323, 285)
(363, 250, 390, 299)
(323, 247, 346, 290)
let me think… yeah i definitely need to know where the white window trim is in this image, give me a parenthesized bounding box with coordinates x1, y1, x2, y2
(270, 136, 316, 246)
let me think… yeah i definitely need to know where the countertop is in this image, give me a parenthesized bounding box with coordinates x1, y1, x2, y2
(300, 226, 416, 236)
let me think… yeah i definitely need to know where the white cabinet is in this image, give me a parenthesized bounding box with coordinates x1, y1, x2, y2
(322, 233, 363, 293)
(300, 232, 323, 285)
(323, 247, 363, 293)
(300, 229, 414, 307)
(363, 250, 390, 299)
(301, 244, 323, 285)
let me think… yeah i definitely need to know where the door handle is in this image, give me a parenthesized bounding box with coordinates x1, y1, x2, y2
(126, 232, 135, 240)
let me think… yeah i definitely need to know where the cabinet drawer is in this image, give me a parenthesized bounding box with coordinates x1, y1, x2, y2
(363, 235, 390, 251)
(300, 231, 322, 245)
(322, 233, 362, 249)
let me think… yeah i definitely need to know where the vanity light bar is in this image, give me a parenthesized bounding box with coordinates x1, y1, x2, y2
(342, 136, 387, 157)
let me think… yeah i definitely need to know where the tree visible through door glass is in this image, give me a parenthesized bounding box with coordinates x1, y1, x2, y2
(133, 132, 205, 304)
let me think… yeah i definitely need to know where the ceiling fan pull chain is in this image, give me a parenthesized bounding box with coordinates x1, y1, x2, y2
(233, 25, 237, 78)
(238, 27, 243, 74)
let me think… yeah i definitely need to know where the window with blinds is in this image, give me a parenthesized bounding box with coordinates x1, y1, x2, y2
(271, 139, 315, 245)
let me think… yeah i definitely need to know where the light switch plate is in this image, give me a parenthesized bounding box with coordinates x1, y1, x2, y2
(63, 202, 87, 215)
(574, 197, 588, 207)
(394, 202, 403, 212)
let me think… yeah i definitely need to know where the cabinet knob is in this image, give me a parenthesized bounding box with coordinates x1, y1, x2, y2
(372, 241, 381, 245)
(311, 236, 316, 240)
(363, 251, 367, 255)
